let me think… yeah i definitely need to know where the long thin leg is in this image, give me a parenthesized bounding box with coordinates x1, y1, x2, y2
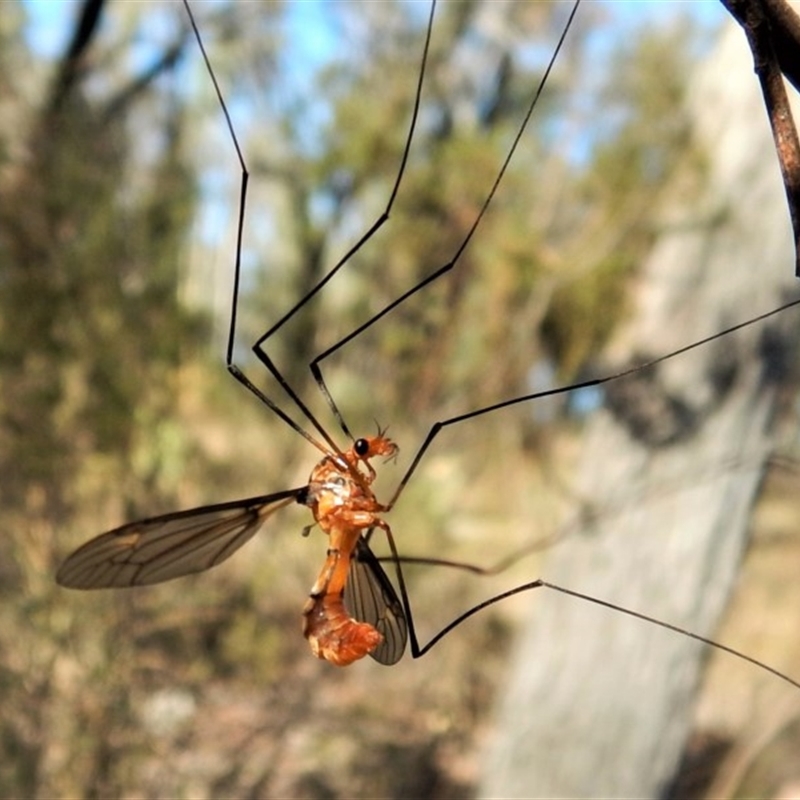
(184, 0, 437, 448)
(407, 574, 800, 690)
(255, 1, 438, 442)
(369, 520, 800, 687)
(308, 1, 583, 416)
(384, 295, 800, 510)
(182, 0, 334, 456)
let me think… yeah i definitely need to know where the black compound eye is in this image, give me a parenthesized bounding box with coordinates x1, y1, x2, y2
(354, 438, 370, 457)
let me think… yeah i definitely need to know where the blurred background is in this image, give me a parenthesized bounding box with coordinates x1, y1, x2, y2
(2, 0, 800, 797)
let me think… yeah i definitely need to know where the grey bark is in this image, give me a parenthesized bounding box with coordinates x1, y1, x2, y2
(479, 20, 799, 800)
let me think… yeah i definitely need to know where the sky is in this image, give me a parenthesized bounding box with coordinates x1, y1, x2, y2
(25, 1, 725, 65)
(20, 0, 728, 261)
(25, 0, 338, 65)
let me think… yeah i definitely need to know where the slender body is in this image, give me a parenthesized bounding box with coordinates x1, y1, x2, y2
(301, 434, 398, 665)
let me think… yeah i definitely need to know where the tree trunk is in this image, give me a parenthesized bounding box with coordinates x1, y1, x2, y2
(480, 20, 800, 799)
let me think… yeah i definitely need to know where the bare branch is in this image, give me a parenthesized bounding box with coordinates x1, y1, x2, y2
(723, 0, 800, 275)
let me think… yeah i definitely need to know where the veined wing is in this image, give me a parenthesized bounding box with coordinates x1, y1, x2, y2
(56, 489, 305, 589)
(344, 535, 408, 665)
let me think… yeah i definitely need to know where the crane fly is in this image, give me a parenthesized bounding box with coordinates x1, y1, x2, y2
(57, 433, 406, 666)
(55, 0, 800, 695)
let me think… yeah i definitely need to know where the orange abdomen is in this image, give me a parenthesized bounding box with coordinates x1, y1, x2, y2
(302, 592, 382, 667)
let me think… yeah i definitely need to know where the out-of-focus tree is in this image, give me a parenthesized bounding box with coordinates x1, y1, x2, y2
(0, 1, 203, 794)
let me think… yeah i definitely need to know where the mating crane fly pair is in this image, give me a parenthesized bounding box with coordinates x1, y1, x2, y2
(56, 0, 800, 686)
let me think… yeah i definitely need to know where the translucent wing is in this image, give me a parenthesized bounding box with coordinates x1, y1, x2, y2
(344, 536, 408, 665)
(56, 489, 304, 589)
